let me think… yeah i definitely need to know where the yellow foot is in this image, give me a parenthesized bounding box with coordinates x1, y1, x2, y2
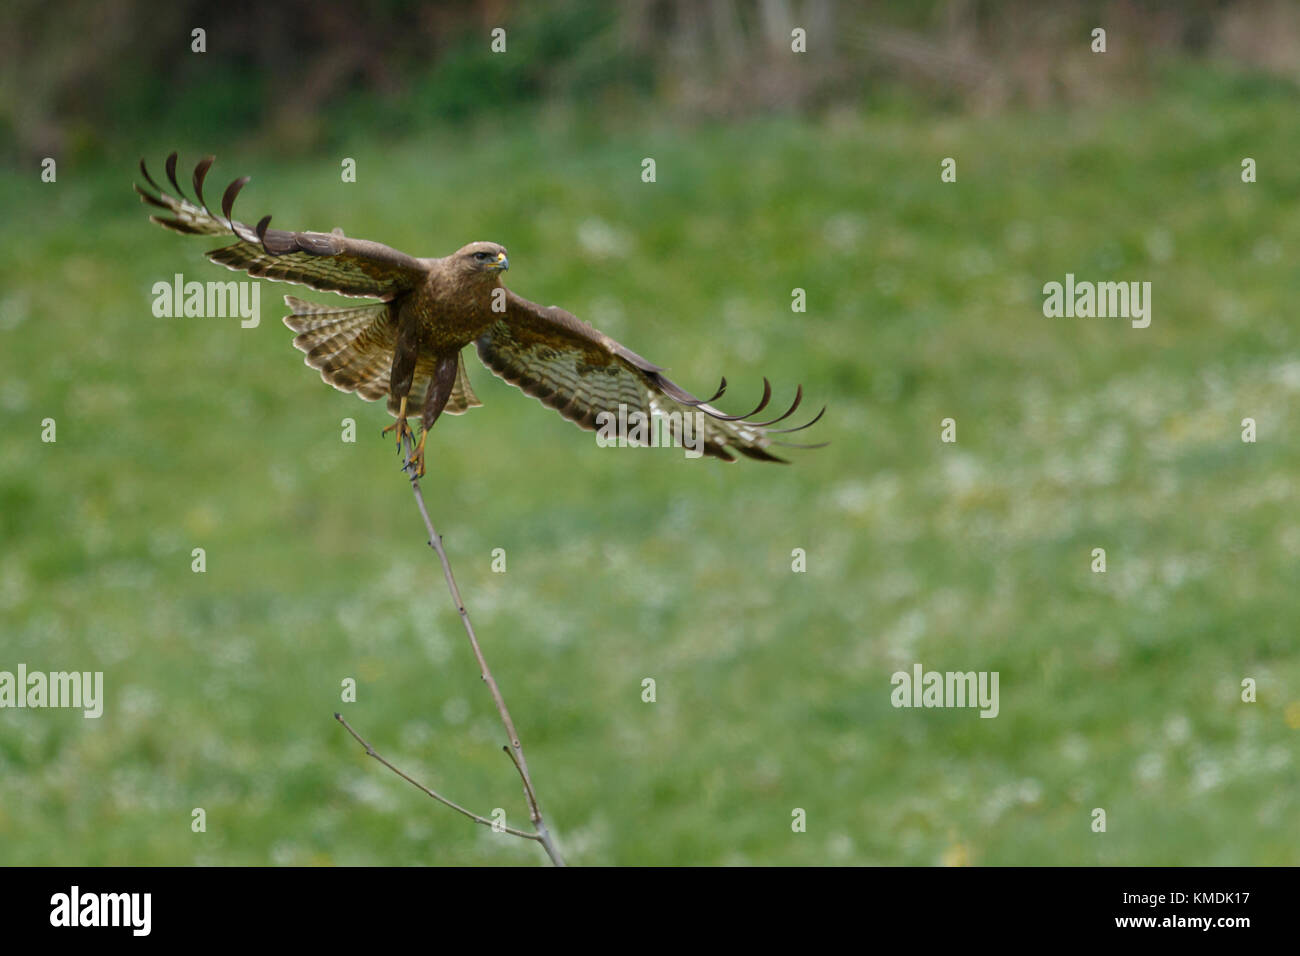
(405, 430, 428, 478)
(381, 396, 413, 452)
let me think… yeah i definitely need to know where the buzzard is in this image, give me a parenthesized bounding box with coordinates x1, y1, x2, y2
(136, 153, 823, 474)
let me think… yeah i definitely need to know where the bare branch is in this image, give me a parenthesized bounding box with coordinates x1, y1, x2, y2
(334, 713, 540, 841)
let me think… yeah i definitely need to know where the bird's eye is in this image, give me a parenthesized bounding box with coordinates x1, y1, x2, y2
(474, 251, 489, 261)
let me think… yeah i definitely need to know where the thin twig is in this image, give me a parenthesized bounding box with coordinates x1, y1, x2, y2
(394, 430, 565, 866)
(334, 712, 540, 841)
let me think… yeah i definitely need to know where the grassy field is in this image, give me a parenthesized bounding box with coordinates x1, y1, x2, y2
(1, 64, 1297, 865)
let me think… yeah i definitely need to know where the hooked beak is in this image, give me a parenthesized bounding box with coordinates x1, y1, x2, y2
(491, 251, 509, 272)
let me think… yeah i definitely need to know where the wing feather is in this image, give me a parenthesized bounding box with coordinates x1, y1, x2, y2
(138, 153, 428, 300)
(474, 291, 823, 462)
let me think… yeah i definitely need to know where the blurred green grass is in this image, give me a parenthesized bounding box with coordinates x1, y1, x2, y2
(1, 63, 1298, 865)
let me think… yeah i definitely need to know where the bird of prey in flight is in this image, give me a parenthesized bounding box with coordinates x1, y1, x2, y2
(137, 153, 823, 475)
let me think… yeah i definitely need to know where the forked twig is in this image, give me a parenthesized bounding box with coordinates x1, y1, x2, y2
(334, 713, 540, 841)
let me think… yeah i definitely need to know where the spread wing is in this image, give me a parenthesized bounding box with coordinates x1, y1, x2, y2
(136, 152, 428, 299)
(474, 291, 824, 462)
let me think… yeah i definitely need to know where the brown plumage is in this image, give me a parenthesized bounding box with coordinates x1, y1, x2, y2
(137, 153, 824, 473)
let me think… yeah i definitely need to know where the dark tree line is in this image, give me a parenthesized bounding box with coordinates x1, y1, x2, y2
(2, 0, 1289, 162)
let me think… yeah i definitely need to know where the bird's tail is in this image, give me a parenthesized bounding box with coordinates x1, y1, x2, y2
(444, 351, 483, 415)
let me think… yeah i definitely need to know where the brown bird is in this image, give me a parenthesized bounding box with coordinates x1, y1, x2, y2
(136, 153, 823, 475)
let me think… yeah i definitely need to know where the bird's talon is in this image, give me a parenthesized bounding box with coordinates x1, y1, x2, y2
(381, 417, 413, 453)
(406, 430, 428, 478)
(382, 396, 413, 452)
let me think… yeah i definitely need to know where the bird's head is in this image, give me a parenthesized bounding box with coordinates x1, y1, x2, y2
(454, 241, 509, 282)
